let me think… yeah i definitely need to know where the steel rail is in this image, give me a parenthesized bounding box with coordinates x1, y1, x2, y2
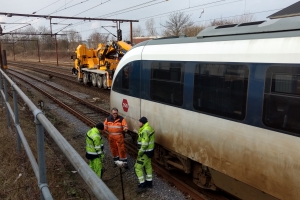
(9, 69, 110, 115)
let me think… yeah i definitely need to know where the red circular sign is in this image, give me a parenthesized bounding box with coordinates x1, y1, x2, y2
(122, 99, 129, 112)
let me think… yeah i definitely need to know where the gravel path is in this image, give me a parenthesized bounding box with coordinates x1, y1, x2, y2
(14, 69, 189, 200)
(48, 102, 188, 200)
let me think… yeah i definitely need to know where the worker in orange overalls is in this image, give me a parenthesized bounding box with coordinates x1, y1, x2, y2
(104, 107, 129, 169)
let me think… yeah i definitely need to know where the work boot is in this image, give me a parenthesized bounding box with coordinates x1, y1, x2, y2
(113, 157, 119, 168)
(145, 180, 153, 188)
(136, 183, 146, 194)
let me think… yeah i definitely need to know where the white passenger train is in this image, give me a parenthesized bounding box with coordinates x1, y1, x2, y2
(110, 16, 300, 200)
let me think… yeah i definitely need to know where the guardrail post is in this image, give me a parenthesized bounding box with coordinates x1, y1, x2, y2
(0, 72, 3, 107)
(0, 42, 3, 69)
(34, 109, 49, 200)
(2, 50, 7, 70)
(3, 77, 11, 127)
(12, 86, 21, 152)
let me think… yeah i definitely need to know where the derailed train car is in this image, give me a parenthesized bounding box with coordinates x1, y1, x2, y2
(110, 16, 300, 200)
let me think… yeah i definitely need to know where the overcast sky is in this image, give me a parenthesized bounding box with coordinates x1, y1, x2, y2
(0, 0, 299, 40)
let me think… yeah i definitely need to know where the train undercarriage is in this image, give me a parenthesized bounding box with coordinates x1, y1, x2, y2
(153, 144, 278, 200)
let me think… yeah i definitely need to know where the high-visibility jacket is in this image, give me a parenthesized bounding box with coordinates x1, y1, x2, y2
(86, 127, 104, 156)
(137, 122, 155, 157)
(104, 115, 128, 135)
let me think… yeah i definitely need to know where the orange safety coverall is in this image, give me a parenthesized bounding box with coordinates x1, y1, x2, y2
(104, 115, 128, 163)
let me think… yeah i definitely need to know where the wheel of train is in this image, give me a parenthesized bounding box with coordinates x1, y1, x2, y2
(96, 75, 103, 88)
(83, 73, 89, 85)
(91, 73, 97, 87)
(102, 75, 108, 89)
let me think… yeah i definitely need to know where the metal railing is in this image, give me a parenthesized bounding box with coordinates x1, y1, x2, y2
(0, 68, 118, 200)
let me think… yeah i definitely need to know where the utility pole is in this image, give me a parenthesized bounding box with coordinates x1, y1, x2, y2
(55, 34, 58, 66)
(130, 22, 133, 44)
(0, 41, 3, 69)
(37, 40, 40, 62)
(0, 25, 2, 69)
(12, 42, 15, 61)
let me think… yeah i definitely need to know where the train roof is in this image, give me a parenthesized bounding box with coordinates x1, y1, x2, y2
(132, 16, 300, 47)
(197, 15, 300, 38)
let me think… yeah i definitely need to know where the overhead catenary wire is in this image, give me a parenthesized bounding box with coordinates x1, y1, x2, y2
(4, 0, 62, 27)
(139, 0, 239, 21)
(120, 8, 282, 35)
(98, 0, 164, 18)
(52, 0, 163, 32)
(70, 0, 239, 36)
(194, 8, 280, 24)
(53, 0, 113, 25)
(4, 0, 92, 31)
(32, 0, 62, 14)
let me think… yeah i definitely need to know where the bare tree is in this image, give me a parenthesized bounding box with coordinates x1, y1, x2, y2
(184, 25, 205, 37)
(87, 31, 109, 48)
(145, 18, 157, 37)
(67, 29, 82, 51)
(161, 12, 194, 36)
(58, 34, 69, 51)
(37, 26, 53, 50)
(132, 25, 144, 37)
(210, 13, 255, 26)
(1, 35, 15, 57)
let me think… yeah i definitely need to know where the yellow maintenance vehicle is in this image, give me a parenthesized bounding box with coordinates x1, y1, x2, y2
(71, 40, 132, 89)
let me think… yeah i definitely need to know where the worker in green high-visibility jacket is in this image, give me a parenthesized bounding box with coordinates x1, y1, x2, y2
(85, 122, 105, 178)
(134, 117, 155, 193)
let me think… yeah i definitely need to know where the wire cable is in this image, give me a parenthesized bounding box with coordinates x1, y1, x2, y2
(120, 8, 281, 35)
(194, 8, 280, 24)
(52, 0, 167, 32)
(98, 0, 162, 18)
(32, 0, 62, 14)
(53, 0, 112, 26)
(3, 0, 62, 31)
(70, 0, 236, 35)
(139, 0, 232, 21)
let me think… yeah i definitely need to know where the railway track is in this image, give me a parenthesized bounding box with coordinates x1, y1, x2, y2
(7, 67, 230, 200)
(9, 60, 73, 68)
(8, 62, 110, 99)
(9, 61, 76, 81)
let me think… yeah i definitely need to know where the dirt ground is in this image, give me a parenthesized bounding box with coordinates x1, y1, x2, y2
(0, 101, 101, 199)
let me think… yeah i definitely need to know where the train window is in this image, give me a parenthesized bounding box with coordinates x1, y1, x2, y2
(112, 61, 141, 97)
(150, 61, 184, 106)
(263, 67, 300, 135)
(193, 63, 249, 120)
(122, 64, 130, 90)
(271, 74, 300, 95)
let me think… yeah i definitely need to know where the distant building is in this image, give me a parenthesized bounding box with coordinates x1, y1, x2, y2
(268, 1, 300, 19)
(132, 36, 161, 45)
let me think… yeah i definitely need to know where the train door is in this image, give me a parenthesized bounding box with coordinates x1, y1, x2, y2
(110, 60, 141, 132)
